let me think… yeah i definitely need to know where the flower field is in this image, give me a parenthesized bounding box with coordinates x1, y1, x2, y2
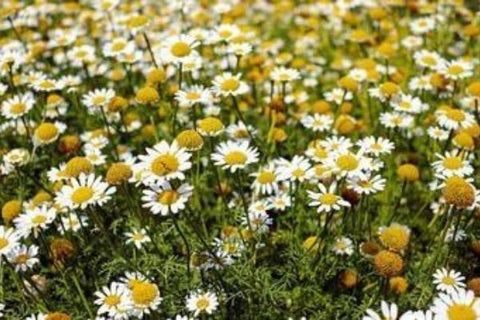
(1, 0, 480, 319)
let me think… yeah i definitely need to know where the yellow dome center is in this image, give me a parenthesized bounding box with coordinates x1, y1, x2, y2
(319, 193, 338, 205)
(131, 282, 157, 305)
(257, 171, 275, 184)
(221, 78, 240, 91)
(447, 304, 476, 320)
(71, 187, 94, 204)
(151, 154, 179, 176)
(157, 190, 179, 205)
(32, 215, 47, 225)
(446, 109, 465, 122)
(443, 157, 463, 170)
(196, 297, 210, 310)
(104, 295, 121, 307)
(35, 123, 59, 142)
(224, 151, 247, 165)
(10, 103, 26, 115)
(336, 154, 359, 171)
(171, 41, 191, 57)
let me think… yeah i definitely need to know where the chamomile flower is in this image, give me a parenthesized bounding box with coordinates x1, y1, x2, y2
(251, 164, 279, 195)
(212, 73, 249, 97)
(226, 122, 257, 141)
(56, 173, 116, 210)
(161, 34, 199, 65)
(94, 282, 131, 319)
(427, 127, 449, 141)
(135, 141, 192, 185)
(211, 140, 258, 173)
(301, 114, 333, 132)
(323, 151, 370, 178)
(357, 136, 394, 156)
(185, 291, 219, 317)
(1, 92, 35, 119)
(307, 183, 350, 213)
(433, 268, 466, 294)
(414, 50, 445, 70)
(276, 155, 311, 183)
(432, 152, 473, 178)
(0, 226, 20, 256)
(125, 228, 151, 249)
(175, 85, 212, 108)
(431, 289, 480, 320)
(244, 211, 272, 233)
(104, 38, 135, 58)
(390, 94, 428, 114)
(347, 172, 386, 195)
(332, 237, 353, 256)
(270, 66, 300, 83)
(435, 107, 475, 130)
(14, 205, 56, 238)
(141, 181, 193, 216)
(7, 244, 39, 272)
(379, 112, 414, 129)
(438, 60, 473, 81)
(82, 88, 115, 111)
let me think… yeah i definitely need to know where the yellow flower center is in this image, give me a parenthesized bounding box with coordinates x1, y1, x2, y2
(151, 154, 179, 176)
(32, 215, 47, 225)
(104, 295, 121, 307)
(379, 226, 409, 251)
(14, 253, 30, 265)
(447, 65, 464, 76)
(422, 56, 437, 66)
(111, 41, 126, 52)
(131, 282, 157, 305)
(35, 123, 58, 142)
(0, 238, 9, 249)
(257, 171, 275, 184)
(447, 304, 476, 320)
(132, 233, 145, 241)
(221, 78, 240, 91)
(71, 187, 94, 204)
(171, 41, 191, 57)
(443, 157, 463, 170)
(157, 190, 179, 205)
(196, 297, 210, 310)
(336, 154, 359, 171)
(39, 80, 55, 89)
(319, 193, 338, 205)
(233, 129, 249, 139)
(224, 151, 247, 165)
(446, 109, 465, 122)
(218, 30, 232, 38)
(186, 92, 201, 100)
(442, 276, 456, 285)
(128, 15, 148, 29)
(10, 103, 26, 115)
(92, 95, 106, 106)
(292, 168, 305, 178)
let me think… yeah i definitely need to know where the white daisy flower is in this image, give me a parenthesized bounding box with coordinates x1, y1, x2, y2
(433, 268, 466, 294)
(185, 291, 219, 317)
(55, 173, 116, 210)
(141, 181, 193, 216)
(307, 182, 350, 213)
(211, 140, 259, 173)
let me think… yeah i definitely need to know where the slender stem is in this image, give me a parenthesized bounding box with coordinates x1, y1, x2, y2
(170, 210, 191, 279)
(143, 32, 159, 68)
